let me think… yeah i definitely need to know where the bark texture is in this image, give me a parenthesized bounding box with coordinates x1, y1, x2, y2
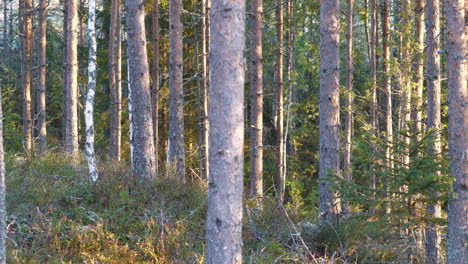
(85, 0, 98, 182)
(446, 1, 467, 263)
(249, 0, 263, 202)
(109, 0, 122, 161)
(64, 0, 79, 155)
(411, 0, 425, 140)
(200, 0, 210, 181)
(369, 0, 377, 211)
(0, 86, 6, 264)
(168, 0, 185, 180)
(425, 0, 442, 262)
(275, 0, 285, 205)
(318, 0, 341, 225)
(205, 0, 245, 261)
(152, 0, 159, 176)
(37, 0, 47, 153)
(126, 0, 157, 179)
(22, 0, 33, 154)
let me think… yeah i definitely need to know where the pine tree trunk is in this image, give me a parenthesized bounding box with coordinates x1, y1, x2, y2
(446, 1, 467, 263)
(200, 0, 210, 181)
(109, 0, 122, 161)
(205, 0, 245, 260)
(3, 0, 7, 52)
(318, 0, 341, 225)
(85, 0, 98, 182)
(0, 85, 6, 264)
(64, 0, 79, 155)
(411, 0, 424, 140)
(22, 0, 33, 155)
(151, 0, 160, 176)
(344, 0, 354, 183)
(425, 0, 442, 262)
(249, 0, 263, 202)
(37, 0, 47, 153)
(275, 0, 284, 205)
(168, 0, 185, 181)
(369, 0, 377, 214)
(126, 0, 157, 179)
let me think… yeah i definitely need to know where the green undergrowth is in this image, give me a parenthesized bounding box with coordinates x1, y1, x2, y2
(5, 152, 333, 264)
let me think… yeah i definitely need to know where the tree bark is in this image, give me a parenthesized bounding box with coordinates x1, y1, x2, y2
(126, 0, 157, 179)
(446, 1, 467, 263)
(109, 0, 122, 161)
(22, 0, 33, 155)
(411, 0, 424, 140)
(0, 85, 6, 264)
(85, 0, 98, 182)
(168, 0, 185, 180)
(318, 0, 341, 225)
(249, 0, 263, 203)
(37, 0, 47, 153)
(369, 0, 378, 214)
(200, 0, 210, 181)
(425, 0, 442, 262)
(64, 0, 79, 155)
(3, 0, 7, 52)
(275, 0, 284, 205)
(151, 0, 160, 176)
(205, 0, 245, 261)
(344, 0, 354, 183)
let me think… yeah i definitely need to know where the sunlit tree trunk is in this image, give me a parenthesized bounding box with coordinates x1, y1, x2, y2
(109, 0, 122, 161)
(3, 0, 7, 52)
(425, 0, 442, 262)
(85, 0, 98, 182)
(64, 0, 79, 155)
(318, 0, 341, 225)
(446, 1, 467, 263)
(275, 0, 284, 205)
(0, 85, 6, 264)
(151, 0, 160, 176)
(200, 0, 210, 180)
(37, 0, 47, 153)
(249, 0, 263, 203)
(168, 0, 185, 180)
(205, 0, 245, 261)
(344, 0, 354, 183)
(22, 0, 33, 155)
(126, 0, 157, 179)
(411, 0, 424, 140)
(369, 0, 377, 214)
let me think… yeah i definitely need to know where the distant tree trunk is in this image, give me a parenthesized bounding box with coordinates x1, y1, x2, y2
(411, 0, 424, 140)
(275, 0, 284, 205)
(344, 0, 354, 183)
(126, 0, 157, 179)
(37, 0, 47, 153)
(22, 0, 33, 155)
(109, 0, 122, 161)
(168, 0, 185, 180)
(249, 0, 263, 202)
(446, 1, 467, 263)
(79, 0, 85, 46)
(400, 0, 411, 169)
(151, 0, 159, 176)
(318, 0, 341, 225)
(0, 85, 6, 264)
(369, 0, 377, 214)
(85, 0, 98, 182)
(62, 0, 68, 142)
(3, 0, 7, 52)
(200, 0, 209, 181)
(425, 0, 442, 262)
(64, 0, 79, 155)
(205, 0, 245, 261)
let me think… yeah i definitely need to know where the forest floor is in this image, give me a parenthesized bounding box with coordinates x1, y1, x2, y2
(5, 151, 424, 263)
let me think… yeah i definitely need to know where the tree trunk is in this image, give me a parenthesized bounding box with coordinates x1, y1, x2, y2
(126, 0, 157, 179)
(3, 0, 7, 52)
(275, 0, 284, 205)
(425, 0, 442, 262)
(168, 0, 185, 181)
(85, 0, 98, 182)
(109, 0, 122, 161)
(200, 0, 210, 181)
(64, 0, 79, 155)
(369, 0, 377, 214)
(37, 0, 47, 153)
(205, 0, 245, 261)
(249, 0, 263, 203)
(151, 0, 159, 176)
(318, 0, 341, 225)
(411, 0, 424, 140)
(344, 0, 354, 183)
(0, 85, 6, 264)
(446, 1, 467, 263)
(22, 0, 33, 155)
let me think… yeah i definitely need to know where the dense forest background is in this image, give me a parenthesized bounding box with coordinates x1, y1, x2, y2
(0, 0, 466, 263)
